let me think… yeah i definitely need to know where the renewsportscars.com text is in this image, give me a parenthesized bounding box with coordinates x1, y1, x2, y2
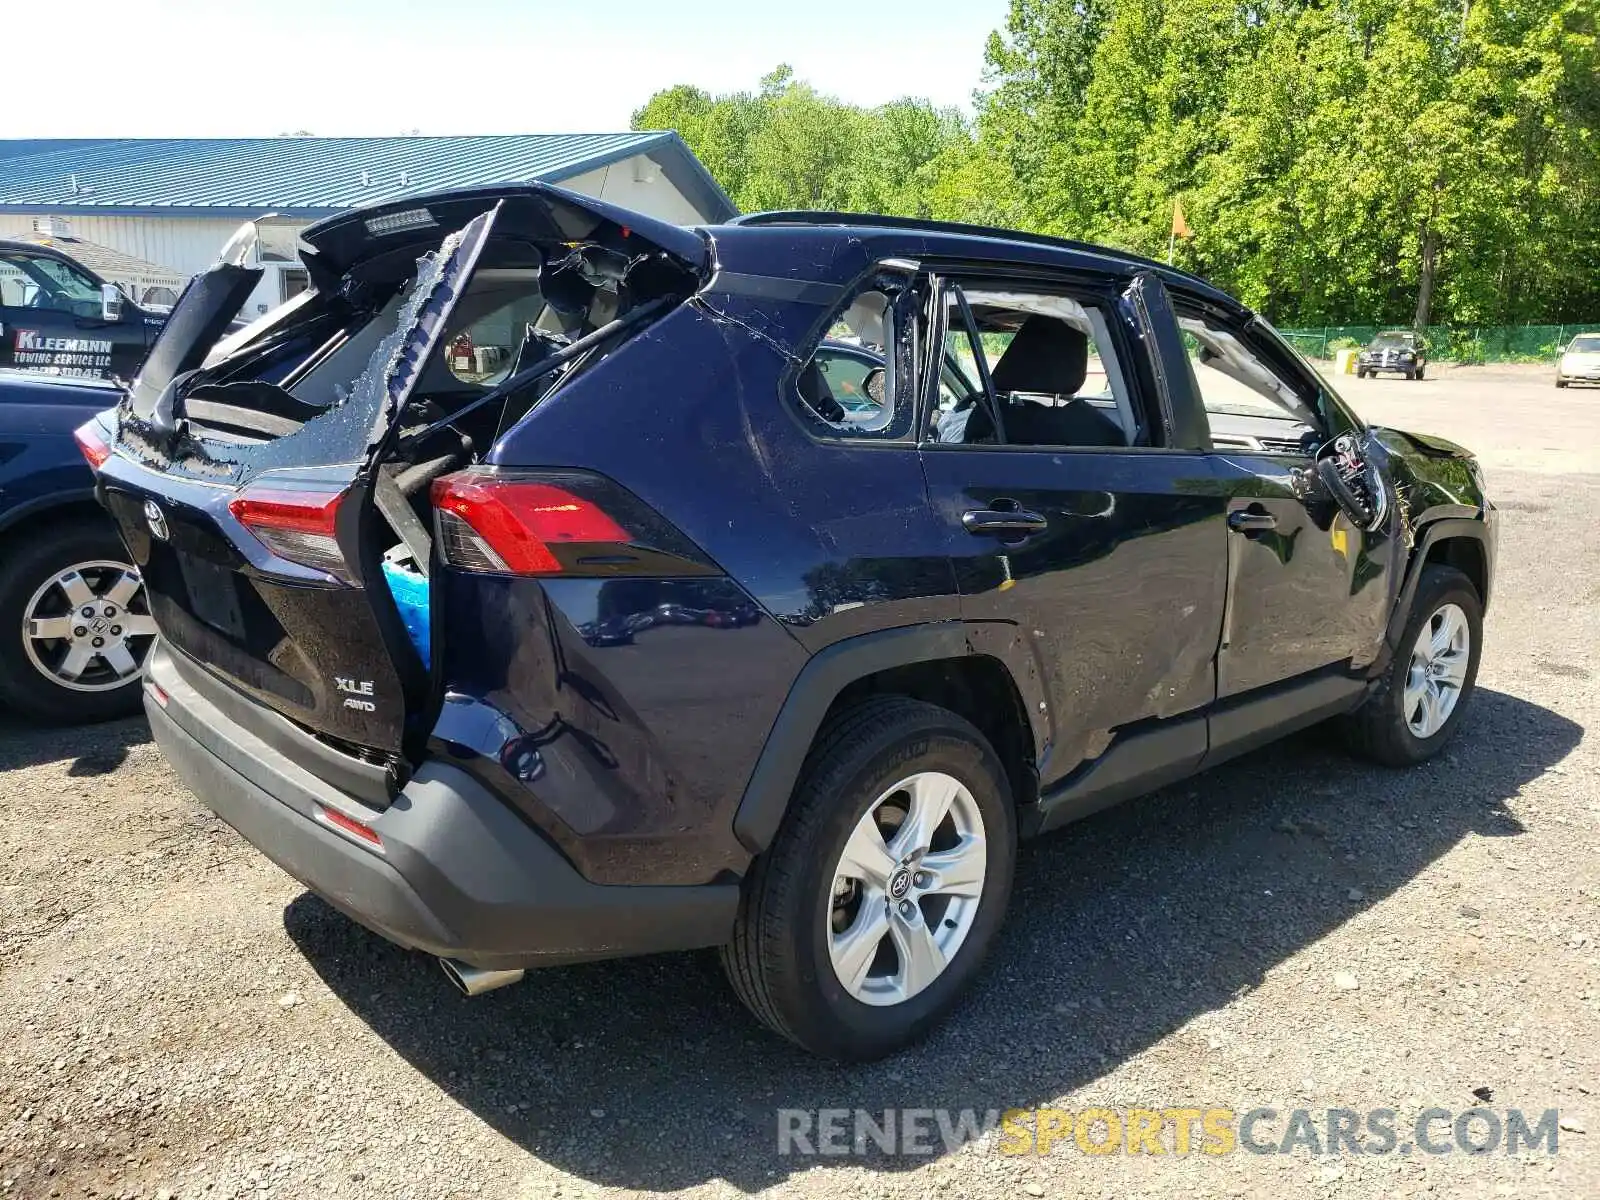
(776, 1106, 1562, 1158)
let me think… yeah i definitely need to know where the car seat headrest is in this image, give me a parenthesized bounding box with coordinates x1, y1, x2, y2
(989, 316, 1088, 396)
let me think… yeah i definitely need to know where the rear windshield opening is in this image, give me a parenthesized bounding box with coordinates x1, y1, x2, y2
(140, 219, 696, 486)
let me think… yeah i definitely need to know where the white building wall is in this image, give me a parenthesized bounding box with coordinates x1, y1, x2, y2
(0, 153, 711, 319)
(0, 212, 245, 277)
(0, 211, 287, 316)
(559, 154, 708, 226)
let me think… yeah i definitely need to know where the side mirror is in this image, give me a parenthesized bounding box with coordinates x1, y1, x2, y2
(1315, 433, 1387, 531)
(863, 365, 887, 407)
(100, 283, 124, 323)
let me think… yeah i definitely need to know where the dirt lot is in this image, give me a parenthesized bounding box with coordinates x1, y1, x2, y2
(1, 365, 1596, 1200)
(1332, 362, 1600, 478)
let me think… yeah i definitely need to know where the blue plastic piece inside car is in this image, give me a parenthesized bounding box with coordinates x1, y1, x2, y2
(381, 558, 430, 667)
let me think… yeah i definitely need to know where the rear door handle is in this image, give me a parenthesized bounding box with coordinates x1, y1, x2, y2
(1228, 510, 1278, 533)
(962, 504, 1049, 537)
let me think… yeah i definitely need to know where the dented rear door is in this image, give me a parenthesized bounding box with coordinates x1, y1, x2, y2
(923, 272, 1228, 790)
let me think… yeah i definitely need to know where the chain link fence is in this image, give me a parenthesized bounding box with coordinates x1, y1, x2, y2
(1278, 324, 1600, 364)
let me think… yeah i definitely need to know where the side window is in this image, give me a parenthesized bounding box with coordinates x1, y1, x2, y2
(0, 252, 101, 318)
(812, 347, 882, 422)
(1181, 314, 1322, 454)
(439, 266, 549, 385)
(930, 285, 1140, 449)
(793, 283, 916, 440)
(936, 357, 973, 411)
(0, 258, 31, 307)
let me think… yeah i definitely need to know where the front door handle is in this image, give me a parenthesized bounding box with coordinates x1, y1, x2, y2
(962, 502, 1049, 537)
(1228, 509, 1278, 533)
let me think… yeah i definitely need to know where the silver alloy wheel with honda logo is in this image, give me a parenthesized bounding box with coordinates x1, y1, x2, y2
(0, 522, 156, 723)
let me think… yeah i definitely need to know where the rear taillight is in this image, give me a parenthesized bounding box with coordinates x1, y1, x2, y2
(74, 421, 112, 469)
(228, 483, 349, 578)
(430, 469, 713, 577)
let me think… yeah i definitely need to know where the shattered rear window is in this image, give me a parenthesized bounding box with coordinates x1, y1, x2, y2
(117, 208, 498, 483)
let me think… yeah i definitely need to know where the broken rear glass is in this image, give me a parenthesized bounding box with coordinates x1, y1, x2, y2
(117, 207, 499, 484)
(114, 185, 704, 500)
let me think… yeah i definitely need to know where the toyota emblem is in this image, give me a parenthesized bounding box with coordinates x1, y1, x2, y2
(144, 498, 169, 542)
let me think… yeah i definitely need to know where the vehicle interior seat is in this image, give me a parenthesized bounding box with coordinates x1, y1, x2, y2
(963, 315, 1125, 447)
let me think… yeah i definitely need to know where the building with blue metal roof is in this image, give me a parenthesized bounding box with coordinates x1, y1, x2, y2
(0, 133, 734, 317)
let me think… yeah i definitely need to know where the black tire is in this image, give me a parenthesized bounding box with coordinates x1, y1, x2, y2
(722, 697, 1017, 1060)
(1356, 368, 1368, 379)
(1342, 565, 1482, 767)
(1415, 365, 1426, 379)
(1556, 379, 1568, 389)
(0, 520, 148, 724)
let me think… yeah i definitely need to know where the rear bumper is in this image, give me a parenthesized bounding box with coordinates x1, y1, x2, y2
(145, 647, 737, 970)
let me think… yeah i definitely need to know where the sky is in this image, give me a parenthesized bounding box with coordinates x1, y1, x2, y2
(15, 0, 1010, 138)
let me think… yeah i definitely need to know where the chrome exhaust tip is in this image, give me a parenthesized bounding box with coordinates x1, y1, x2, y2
(438, 957, 525, 997)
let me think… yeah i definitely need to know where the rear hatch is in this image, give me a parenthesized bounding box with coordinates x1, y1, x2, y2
(98, 185, 704, 772)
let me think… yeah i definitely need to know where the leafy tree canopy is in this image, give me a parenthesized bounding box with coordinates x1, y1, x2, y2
(634, 1, 1600, 326)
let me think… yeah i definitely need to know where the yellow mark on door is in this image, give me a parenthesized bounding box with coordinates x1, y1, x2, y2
(1330, 520, 1349, 558)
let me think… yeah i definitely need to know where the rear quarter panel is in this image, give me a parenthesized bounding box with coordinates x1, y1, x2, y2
(458, 287, 960, 884)
(430, 571, 809, 884)
(492, 292, 961, 647)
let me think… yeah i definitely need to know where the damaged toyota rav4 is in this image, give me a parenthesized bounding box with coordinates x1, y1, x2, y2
(82, 186, 1495, 1061)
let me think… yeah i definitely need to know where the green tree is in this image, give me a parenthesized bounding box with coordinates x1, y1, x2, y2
(634, 66, 974, 219)
(634, 2, 1600, 328)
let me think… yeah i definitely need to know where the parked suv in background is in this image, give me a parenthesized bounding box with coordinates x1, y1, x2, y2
(0, 370, 154, 722)
(1555, 332, 1600, 387)
(83, 186, 1495, 1060)
(1357, 330, 1428, 379)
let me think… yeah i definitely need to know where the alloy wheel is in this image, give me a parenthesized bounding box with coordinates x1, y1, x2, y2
(22, 561, 157, 693)
(1404, 601, 1470, 738)
(826, 770, 987, 1007)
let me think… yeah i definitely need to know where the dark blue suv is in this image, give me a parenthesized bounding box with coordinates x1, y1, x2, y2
(85, 184, 1495, 1060)
(0, 371, 156, 722)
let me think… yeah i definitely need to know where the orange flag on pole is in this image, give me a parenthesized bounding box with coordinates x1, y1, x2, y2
(1168, 198, 1192, 264)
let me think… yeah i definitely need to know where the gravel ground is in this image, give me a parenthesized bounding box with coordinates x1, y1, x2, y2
(1, 369, 1596, 1200)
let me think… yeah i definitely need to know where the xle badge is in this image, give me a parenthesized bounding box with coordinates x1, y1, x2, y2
(336, 676, 376, 712)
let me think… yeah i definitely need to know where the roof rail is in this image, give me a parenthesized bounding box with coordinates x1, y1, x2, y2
(728, 209, 1187, 278)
